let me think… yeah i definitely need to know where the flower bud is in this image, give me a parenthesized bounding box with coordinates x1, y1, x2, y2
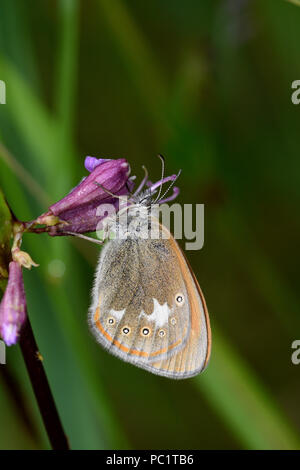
(0, 261, 27, 346)
(38, 157, 132, 235)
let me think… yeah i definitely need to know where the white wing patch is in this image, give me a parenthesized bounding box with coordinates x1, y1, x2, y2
(138, 299, 171, 328)
(110, 308, 126, 320)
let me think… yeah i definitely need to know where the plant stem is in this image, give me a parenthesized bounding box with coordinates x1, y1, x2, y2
(20, 314, 70, 450)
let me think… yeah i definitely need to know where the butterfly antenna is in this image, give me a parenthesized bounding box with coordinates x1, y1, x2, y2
(95, 182, 128, 202)
(153, 154, 165, 204)
(133, 165, 149, 196)
(158, 169, 182, 203)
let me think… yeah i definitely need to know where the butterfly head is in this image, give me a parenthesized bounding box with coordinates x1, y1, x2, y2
(129, 155, 181, 208)
(96, 156, 181, 238)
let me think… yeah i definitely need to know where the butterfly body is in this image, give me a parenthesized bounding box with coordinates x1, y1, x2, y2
(89, 201, 211, 379)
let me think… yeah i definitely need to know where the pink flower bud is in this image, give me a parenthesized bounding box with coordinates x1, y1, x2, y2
(0, 261, 27, 346)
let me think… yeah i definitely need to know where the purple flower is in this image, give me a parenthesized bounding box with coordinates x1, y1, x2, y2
(37, 157, 132, 235)
(0, 261, 27, 346)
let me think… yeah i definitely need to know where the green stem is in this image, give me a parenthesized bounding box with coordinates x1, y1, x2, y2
(19, 314, 70, 450)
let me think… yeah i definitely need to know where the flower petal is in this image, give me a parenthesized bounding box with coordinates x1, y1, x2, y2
(49, 158, 130, 215)
(84, 156, 110, 173)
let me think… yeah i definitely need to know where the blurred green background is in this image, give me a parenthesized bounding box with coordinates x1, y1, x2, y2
(0, 0, 300, 450)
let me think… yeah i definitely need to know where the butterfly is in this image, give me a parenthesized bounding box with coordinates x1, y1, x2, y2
(88, 157, 211, 379)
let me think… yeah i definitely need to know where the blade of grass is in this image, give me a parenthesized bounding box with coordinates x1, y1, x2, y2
(55, 0, 80, 195)
(0, 55, 57, 186)
(56, 0, 79, 142)
(0, 140, 50, 206)
(0, 0, 40, 90)
(0, 54, 77, 199)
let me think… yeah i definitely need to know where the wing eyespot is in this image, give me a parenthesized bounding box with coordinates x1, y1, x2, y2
(158, 329, 166, 337)
(175, 293, 184, 306)
(141, 327, 151, 337)
(170, 317, 177, 326)
(122, 326, 131, 335)
(107, 317, 116, 325)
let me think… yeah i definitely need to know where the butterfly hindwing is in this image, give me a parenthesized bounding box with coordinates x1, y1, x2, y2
(88, 218, 210, 378)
